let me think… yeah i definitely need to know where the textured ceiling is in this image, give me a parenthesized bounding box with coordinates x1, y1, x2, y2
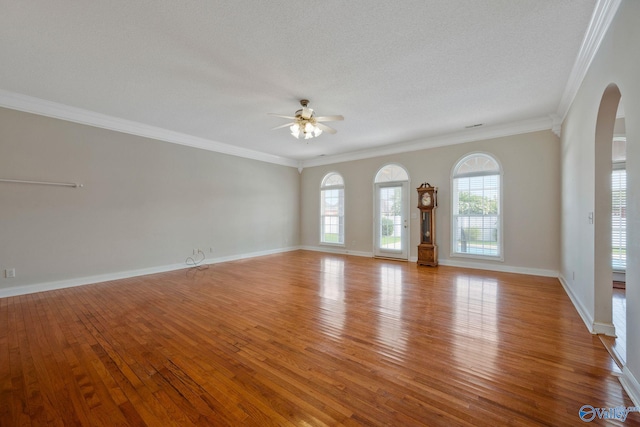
(0, 1, 597, 165)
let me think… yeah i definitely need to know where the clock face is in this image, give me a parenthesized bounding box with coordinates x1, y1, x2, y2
(421, 193, 431, 206)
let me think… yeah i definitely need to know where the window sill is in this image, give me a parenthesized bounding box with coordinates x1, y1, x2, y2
(450, 252, 504, 262)
(320, 242, 345, 248)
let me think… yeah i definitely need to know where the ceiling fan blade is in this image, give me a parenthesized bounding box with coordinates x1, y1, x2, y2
(315, 115, 344, 122)
(267, 113, 297, 120)
(271, 122, 294, 130)
(316, 123, 337, 134)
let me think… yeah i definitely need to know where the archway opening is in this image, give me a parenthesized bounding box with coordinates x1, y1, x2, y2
(594, 83, 626, 367)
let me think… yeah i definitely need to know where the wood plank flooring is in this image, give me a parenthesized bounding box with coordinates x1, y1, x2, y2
(1, 250, 637, 426)
(600, 288, 627, 369)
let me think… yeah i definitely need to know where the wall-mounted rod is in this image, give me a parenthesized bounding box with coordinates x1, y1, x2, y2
(0, 178, 83, 188)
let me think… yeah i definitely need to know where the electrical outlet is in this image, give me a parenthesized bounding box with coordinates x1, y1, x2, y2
(5, 268, 16, 278)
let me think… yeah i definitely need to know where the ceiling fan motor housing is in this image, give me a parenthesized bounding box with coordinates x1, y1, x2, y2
(268, 99, 342, 139)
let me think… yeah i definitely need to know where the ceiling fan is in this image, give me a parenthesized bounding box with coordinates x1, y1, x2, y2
(268, 99, 343, 140)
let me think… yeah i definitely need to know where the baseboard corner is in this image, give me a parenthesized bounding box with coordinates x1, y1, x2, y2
(620, 366, 640, 407)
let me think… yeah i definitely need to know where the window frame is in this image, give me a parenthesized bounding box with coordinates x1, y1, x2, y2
(320, 172, 345, 246)
(612, 163, 626, 271)
(373, 163, 410, 259)
(450, 152, 504, 261)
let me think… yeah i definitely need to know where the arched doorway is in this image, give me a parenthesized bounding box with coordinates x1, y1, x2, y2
(593, 84, 622, 349)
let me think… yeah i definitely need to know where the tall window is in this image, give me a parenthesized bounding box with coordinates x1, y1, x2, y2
(612, 137, 626, 271)
(452, 153, 502, 259)
(320, 172, 345, 245)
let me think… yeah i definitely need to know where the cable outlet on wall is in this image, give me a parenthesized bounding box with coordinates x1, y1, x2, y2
(5, 268, 16, 278)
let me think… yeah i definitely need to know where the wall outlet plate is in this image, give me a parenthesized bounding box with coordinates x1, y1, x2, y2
(5, 268, 16, 278)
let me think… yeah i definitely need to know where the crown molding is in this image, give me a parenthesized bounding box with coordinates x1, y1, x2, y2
(550, 113, 563, 137)
(0, 90, 299, 168)
(1, 2, 616, 171)
(300, 116, 554, 169)
(1, 88, 556, 172)
(555, 0, 622, 122)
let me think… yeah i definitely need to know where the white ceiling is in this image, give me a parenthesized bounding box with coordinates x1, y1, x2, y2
(0, 1, 604, 168)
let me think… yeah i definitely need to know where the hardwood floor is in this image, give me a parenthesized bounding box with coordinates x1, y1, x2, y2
(600, 288, 627, 369)
(1, 250, 637, 426)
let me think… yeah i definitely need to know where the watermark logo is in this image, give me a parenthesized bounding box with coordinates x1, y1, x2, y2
(579, 404, 640, 422)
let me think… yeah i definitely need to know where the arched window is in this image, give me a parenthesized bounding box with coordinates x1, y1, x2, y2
(452, 153, 502, 259)
(374, 164, 409, 183)
(320, 172, 345, 245)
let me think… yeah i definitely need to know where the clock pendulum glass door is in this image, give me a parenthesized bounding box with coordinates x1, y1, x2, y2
(422, 211, 431, 244)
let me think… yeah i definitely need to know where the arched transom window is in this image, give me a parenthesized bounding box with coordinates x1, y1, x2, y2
(374, 164, 409, 183)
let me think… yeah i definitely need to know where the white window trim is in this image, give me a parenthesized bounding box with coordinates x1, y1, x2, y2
(450, 152, 504, 262)
(372, 163, 411, 259)
(612, 160, 626, 272)
(320, 171, 346, 247)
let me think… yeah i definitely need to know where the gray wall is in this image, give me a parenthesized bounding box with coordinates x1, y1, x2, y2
(0, 107, 300, 293)
(300, 130, 561, 275)
(561, 0, 640, 400)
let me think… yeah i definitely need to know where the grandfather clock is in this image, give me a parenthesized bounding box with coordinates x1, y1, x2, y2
(417, 183, 438, 266)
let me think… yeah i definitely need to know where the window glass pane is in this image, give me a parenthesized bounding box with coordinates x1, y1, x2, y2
(612, 168, 626, 270)
(378, 186, 403, 250)
(375, 164, 409, 183)
(322, 173, 344, 187)
(320, 173, 345, 244)
(452, 154, 501, 258)
(454, 154, 499, 177)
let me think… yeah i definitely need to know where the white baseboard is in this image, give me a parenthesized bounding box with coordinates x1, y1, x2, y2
(593, 321, 616, 337)
(299, 245, 373, 258)
(620, 366, 640, 407)
(0, 246, 301, 298)
(300, 249, 560, 277)
(205, 245, 300, 264)
(438, 258, 559, 278)
(557, 275, 618, 337)
(558, 274, 596, 334)
(0, 262, 187, 298)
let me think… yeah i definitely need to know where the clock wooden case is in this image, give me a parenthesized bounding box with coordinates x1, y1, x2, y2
(417, 183, 438, 266)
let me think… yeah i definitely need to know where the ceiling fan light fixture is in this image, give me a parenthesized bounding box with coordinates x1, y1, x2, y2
(290, 119, 322, 139)
(304, 122, 314, 133)
(269, 99, 343, 141)
(290, 123, 300, 138)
